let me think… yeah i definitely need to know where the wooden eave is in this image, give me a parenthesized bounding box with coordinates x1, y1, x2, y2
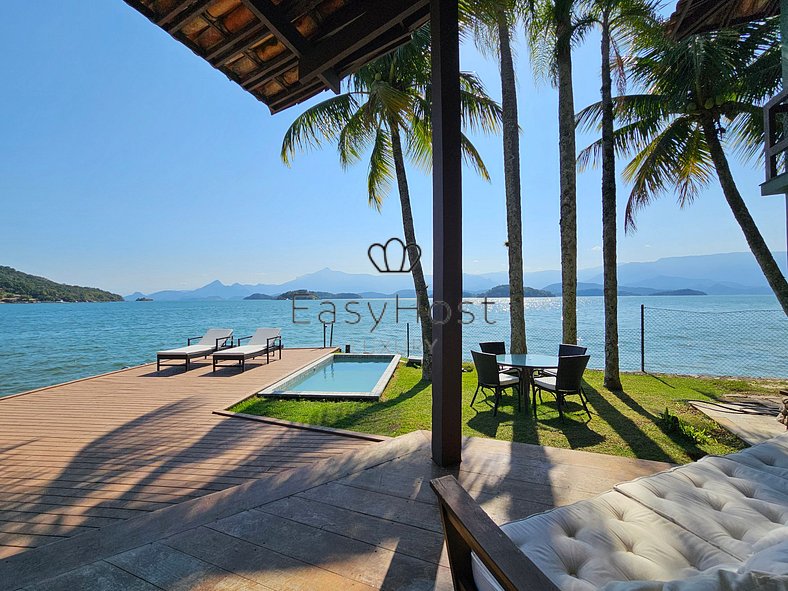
(669, 0, 780, 39)
(124, 0, 430, 113)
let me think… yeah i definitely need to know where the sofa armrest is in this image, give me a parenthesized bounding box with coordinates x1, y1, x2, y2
(430, 476, 560, 591)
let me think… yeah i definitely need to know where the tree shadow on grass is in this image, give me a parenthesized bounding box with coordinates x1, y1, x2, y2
(645, 373, 676, 389)
(582, 383, 677, 463)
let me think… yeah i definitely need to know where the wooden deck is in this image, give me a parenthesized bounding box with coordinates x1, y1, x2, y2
(0, 348, 379, 559)
(1, 431, 673, 590)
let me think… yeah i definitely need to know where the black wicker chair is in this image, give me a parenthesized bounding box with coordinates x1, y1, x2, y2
(471, 351, 521, 416)
(479, 341, 519, 376)
(532, 354, 592, 421)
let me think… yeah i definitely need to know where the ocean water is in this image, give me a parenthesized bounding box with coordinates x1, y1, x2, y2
(0, 295, 785, 397)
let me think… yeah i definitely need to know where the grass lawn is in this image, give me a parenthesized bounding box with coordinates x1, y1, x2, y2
(231, 363, 781, 464)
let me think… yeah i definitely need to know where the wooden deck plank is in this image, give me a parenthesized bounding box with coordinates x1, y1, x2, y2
(107, 543, 273, 591)
(259, 494, 448, 567)
(0, 348, 373, 557)
(3, 432, 672, 591)
(164, 527, 379, 591)
(23, 560, 161, 591)
(208, 509, 453, 590)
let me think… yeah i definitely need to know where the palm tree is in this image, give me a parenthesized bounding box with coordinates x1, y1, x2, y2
(578, 19, 788, 315)
(281, 28, 502, 380)
(529, 0, 592, 344)
(462, 0, 529, 354)
(582, 0, 658, 390)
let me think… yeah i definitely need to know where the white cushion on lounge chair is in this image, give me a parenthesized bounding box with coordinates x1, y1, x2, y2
(213, 344, 266, 358)
(197, 328, 233, 347)
(248, 327, 281, 346)
(157, 344, 214, 356)
(471, 491, 737, 591)
(615, 460, 788, 561)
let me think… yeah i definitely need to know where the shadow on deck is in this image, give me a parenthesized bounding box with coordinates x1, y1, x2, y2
(2, 431, 671, 591)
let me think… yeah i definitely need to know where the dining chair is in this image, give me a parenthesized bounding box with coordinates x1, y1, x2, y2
(479, 341, 505, 355)
(532, 354, 592, 421)
(479, 341, 518, 376)
(540, 343, 589, 378)
(470, 351, 521, 416)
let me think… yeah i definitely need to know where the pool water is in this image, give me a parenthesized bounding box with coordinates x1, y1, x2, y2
(291, 357, 393, 393)
(260, 354, 400, 400)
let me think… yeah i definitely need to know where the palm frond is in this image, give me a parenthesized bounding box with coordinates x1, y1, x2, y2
(461, 133, 491, 181)
(281, 93, 359, 166)
(623, 116, 710, 231)
(367, 128, 394, 210)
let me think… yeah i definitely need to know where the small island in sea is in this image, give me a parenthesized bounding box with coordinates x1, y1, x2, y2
(0, 265, 123, 303)
(244, 289, 363, 301)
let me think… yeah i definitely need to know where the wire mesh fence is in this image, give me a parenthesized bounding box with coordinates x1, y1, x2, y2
(321, 299, 787, 378)
(641, 306, 788, 378)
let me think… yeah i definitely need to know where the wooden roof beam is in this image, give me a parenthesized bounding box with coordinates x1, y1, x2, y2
(157, 0, 202, 27)
(299, 0, 429, 83)
(242, 0, 341, 93)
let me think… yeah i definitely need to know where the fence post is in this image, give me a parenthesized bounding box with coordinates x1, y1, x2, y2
(640, 304, 645, 373)
(406, 323, 410, 357)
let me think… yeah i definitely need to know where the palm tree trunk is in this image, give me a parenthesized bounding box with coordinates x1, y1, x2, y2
(600, 10, 622, 390)
(389, 119, 434, 380)
(557, 7, 578, 344)
(701, 115, 788, 314)
(496, 8, 527, 354)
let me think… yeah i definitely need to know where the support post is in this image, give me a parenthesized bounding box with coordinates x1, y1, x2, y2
(640, 304, 645, 373)
(783, 0, 788, 267)
(431, 0, 463, 467)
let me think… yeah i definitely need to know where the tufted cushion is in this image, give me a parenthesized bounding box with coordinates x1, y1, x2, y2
(471, 491, 736, 591)
(615, 461, 788, 560)
(598, 568, 788, 591)
(722, 441, 788, 482)
(699, 455, 788, 496)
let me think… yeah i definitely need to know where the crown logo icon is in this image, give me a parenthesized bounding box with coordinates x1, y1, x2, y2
(368, 238, 422, 274)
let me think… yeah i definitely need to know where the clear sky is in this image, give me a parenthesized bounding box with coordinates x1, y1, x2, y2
(1, 1, 785, 295)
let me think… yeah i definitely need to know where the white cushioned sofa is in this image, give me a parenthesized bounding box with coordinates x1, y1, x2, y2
(431, 434, 788, 591)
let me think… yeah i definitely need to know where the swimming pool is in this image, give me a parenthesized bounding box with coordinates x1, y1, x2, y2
(259, 353, 400, 400)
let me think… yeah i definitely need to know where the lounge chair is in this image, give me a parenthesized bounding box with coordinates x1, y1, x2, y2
(156, 328, 233, 372)
(212, 328, 282, 372)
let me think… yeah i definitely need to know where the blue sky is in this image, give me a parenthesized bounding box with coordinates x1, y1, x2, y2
(0, 1, 785, 295)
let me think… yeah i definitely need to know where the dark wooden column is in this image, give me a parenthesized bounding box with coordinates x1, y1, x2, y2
(431, 0, 463, 467)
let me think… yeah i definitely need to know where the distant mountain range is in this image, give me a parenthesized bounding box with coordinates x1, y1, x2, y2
(125, 251, 786, 301)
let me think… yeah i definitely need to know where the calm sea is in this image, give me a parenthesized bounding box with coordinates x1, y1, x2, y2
(0, 295, 785, 397)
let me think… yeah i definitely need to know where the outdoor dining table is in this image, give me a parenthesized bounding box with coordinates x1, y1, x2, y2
(496, 354, 559, 400)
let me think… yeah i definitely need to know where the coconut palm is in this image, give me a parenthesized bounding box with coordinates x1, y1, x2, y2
(578, 19, 788, 315)
(529, 0, 593, 344)
(281, 28, 502, 380)
(581, 0, 658, 390)
(462, 0, 530, 354)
